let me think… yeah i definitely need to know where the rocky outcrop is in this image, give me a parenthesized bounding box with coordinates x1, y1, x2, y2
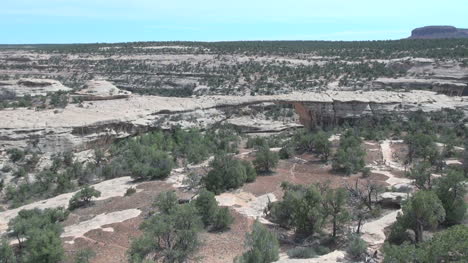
(0, 78, 71, 97)
(372, 78, 468, 96)
(0, 90, 466, 154)
(378, 192, 408, 207)
(73, 80, 131, 101)
(409, 26, 468, 39)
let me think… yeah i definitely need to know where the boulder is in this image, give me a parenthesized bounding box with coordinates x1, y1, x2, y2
(379, 192, 408, 207)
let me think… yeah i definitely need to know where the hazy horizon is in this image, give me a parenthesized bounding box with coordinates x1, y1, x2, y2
(2, 0, 467, 44)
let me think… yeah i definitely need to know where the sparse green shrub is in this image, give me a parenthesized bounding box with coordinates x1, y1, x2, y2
(406, 161, 433, 190)
(1, 165, 12, 173)
(269, 183, 325, 236)
(49, 91, 69, 108)
(312, 131, 331, 161)
(7, 208, 68, 263)
(387, 221, 410, 245)
(323, 188, 350, 237)
(93, 149, 105, 166)
(63, 151, 74, 166)
(182, 172, 202, 190)
(235, 221, 279, 263)
(204, 153, 255, 194)
(384, 225, 468, 263)
(0, 238, 16, 263)
(404, 132, 437, 164)
(347, 234, 367, 260)
(253, 146, 279, 173)
(194, 189, 218, 226)
(287, 247, 317, 259)
(128, 194, 202, 263)
(243, 160, 257, 182)
(361, 167, 371, 178)
(124, 187, 137, 197)
(68, 186, 101, 210)
(434, 170, 467, 225)
(7, 148, 25, 163)
(246, 137, 266, 149)
(332, 131, 366, 175)
(279, 146, 293, 159)
(74, 248, 96, 263)
(315, 246, 330, 255)
(211, 207, 234, 232)
(13, 167, 27, 178)
(153, 191, 178, 214)
(129, 149, 173, 181)
(395, 190, 445, 243)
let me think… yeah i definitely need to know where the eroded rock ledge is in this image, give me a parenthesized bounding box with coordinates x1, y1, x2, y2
(0, 90, 466, 153)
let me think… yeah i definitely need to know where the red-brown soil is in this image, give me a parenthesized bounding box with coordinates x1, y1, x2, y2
(61, 140, 391, 263)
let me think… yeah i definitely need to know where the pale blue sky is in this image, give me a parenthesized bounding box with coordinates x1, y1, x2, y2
(1, 0, 467, 44)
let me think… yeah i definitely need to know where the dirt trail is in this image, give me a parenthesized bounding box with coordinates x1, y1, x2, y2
(370, 140, 411, 185)
(361, 210, 400, 249)
(361, 140, 412, 251)
(380, 140, 406, 171)
(290, 163, 297, 181)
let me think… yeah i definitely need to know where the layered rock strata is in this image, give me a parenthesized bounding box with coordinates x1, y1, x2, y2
(1, 90, 466, 154)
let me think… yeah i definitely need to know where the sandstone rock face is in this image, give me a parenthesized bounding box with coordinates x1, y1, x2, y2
(373, 78, 468, 96)
(0, 90, 466, 155)
(73, 80, 131, 101)
(409, 26, 468, 39)
(0, 78, 71, 97)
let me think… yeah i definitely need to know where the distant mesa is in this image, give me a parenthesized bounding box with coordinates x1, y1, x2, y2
(409, 26, 468, 39)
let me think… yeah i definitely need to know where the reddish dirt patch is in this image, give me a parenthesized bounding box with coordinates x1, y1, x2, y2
(63, 181, 176, 228)
(61, 140, 392, 262)
(62, 180, 186, 263)
(64, 217, 143, 263)
(243, 152, 389, 199)
(195, 210, 252, 263)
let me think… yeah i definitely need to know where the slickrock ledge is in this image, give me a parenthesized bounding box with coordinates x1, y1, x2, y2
(1, 90, 466, 153)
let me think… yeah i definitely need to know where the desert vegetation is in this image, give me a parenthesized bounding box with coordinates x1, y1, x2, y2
(0, 39, 467, 263)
